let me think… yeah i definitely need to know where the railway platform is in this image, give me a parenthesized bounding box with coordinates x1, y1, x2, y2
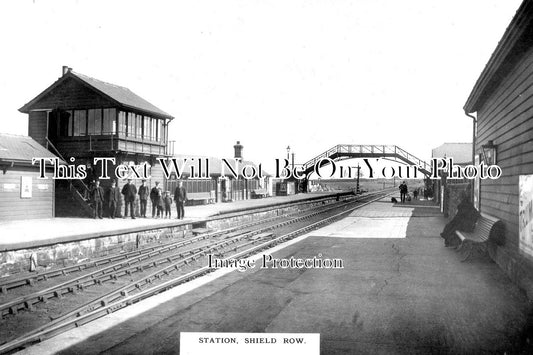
(0, 192, 339, 251)
(16, 196, 532, 354)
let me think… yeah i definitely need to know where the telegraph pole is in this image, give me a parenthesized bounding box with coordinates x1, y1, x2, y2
(356, 163, 360, 194)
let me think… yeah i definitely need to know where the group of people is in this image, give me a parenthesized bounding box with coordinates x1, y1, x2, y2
(398, 182, 424, 203)
(89, 179, 187, 220)
(398, 181, 480, 247)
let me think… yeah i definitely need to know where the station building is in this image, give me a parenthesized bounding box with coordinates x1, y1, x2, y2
(431, 143, 472, 166)
(0, 133, 60, 220)
(19, 67, 174, 217)
(464, 0, 533, 296)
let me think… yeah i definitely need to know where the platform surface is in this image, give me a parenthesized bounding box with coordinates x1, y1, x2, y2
(18, 200, 532, 354)
(0, 192, 337, 251)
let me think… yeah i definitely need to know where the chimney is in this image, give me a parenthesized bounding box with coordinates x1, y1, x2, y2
(234, 141, 243, 161)
(62, 66, 72, 76)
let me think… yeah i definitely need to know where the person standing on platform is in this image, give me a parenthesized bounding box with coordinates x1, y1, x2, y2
(156, 186, 164, 218)
(174, 181, 187, 219)
(86, 179, 95, 201)
(107, 180, 120, 219)
(138, 180, 149, 218)
(163, 191, 173, 219)
(90, 180, 105, 219)
(150, 181, 161, 218)
(399, 181, 408, 203)
(122, 179, 137, 219)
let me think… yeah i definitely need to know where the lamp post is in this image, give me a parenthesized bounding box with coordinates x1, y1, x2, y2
(285, 146, 291, 195)
(291, 152, 295, 171)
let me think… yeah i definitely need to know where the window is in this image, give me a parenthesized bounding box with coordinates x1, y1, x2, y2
(73, 110, 87, 136)
(127, 112, 135, 137)
(143, 116, 151, 140)
(118, 111, 126, 134)
(151, 118, 157, 140)
(136, 114, 142, 138)
(88, 109, 102, 135)
(160, 122, 166, 142)
(157, 119, 162, 141)
(103, 108, 117, 134)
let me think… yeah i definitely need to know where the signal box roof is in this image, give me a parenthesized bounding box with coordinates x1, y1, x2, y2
(19, 69, 174, 120)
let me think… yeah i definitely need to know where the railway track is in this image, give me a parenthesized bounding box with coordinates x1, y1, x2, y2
(0, 192, 351, 294)
(0, 195, 356, 317)
(0, 189, 393, 353)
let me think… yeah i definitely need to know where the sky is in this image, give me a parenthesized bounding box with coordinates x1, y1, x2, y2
(0, 0, 523, 173)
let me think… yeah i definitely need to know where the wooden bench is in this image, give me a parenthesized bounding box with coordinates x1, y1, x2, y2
(455, 212, 504, 262)
(191, 228, 210, 235)
(251, 188, 268, 199)
(187, 191, 215, 205)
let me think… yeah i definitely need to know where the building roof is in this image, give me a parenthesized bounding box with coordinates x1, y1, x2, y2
(431, 143, 472, 164)
(464, 0, 533, 113)
(169, 155, 271, 178)
(19, 69, 174, 120)
(0, 133, 60, 165)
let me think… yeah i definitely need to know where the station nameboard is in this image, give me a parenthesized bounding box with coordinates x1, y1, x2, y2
(519, 174, 533, 257)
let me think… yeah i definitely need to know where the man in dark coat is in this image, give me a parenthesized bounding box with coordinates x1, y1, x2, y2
(174, 181, 187, 219)
(163, 191, 173, 218)
(441, 192, 481, 247)
(90, 180, 105, 219)
(121, 179, 137, 219)
(107, 180, 120, 219)
(150, 181, 162, 218)
(399, 181, 408, 203)
(138, 180, 149, 218)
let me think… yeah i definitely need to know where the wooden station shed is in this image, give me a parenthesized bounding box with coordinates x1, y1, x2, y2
(0, 133, 59, 220)
(464, 0, 533, 295)
(166, 141, 269, 204)
(19, 67, 174, 217)
(166, 155, 267, 204)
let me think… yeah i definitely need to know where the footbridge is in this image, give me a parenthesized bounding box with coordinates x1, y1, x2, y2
(302, 144, 431, 177)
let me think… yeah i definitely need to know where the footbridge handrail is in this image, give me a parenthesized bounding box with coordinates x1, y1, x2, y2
(302, 144, 431, 176)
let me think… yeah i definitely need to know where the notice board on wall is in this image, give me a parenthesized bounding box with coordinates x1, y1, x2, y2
(20, 176, 32, 198)
(519, 174, 533, 257)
